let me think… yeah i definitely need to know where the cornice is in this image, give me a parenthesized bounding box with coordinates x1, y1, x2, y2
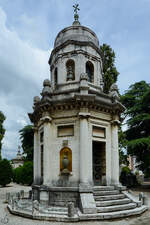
(111, 120, 121, 126)
(49, 40, 103, 65)
(78, 112, 91, 118)
(50, 49, 102, 68)
(28, 95, 124, 125)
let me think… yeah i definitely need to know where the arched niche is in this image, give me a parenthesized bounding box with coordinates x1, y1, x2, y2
(54, 67, 58, 87)
(66, 59, 75, 81)
(86, 61, 94, 83)
(60, 147, 72, 173)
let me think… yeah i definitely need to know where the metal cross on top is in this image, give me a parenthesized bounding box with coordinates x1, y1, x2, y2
(73, 4, 80, 22)
(73, 4, 80, 14)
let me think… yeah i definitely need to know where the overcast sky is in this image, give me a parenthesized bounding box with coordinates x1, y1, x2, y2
(0, 0, 150, 159)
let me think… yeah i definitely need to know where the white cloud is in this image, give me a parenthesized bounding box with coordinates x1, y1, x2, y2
(0, 7, 50, 159)
(0, 0, 150, 159)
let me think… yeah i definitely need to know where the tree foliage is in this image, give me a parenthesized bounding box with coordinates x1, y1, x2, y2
(19, 125, 34, 161)
(121, 81, 150, 175)
(13, 161, 33, 185)
(0, 111, 6, 160)
(0, 159, 13, 186)
(119, 128, 128, 165)
(100, 43, 119, 93)
(120, 166, 138, 187)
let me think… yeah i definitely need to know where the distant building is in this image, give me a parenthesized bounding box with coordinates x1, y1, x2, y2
(11, 146, 24, 168)
(128, 155, 143, 176)
(128, 155, 136, 172)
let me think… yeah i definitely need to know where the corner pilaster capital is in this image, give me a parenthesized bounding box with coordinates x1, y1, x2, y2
(79, 112, 91, 119)
(111, 120, 121, 126)
(33, 126, 38, 132)
(40, 116, 52, 123)
(80, 73, 88, 81)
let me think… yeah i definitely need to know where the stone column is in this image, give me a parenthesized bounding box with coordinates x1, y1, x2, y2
(41, 115, 52, 186)
(111, 119, 120, 185)
(33, 126, 39, 184)
(79, 112, 92, 190)
(106, 125, 112, 185)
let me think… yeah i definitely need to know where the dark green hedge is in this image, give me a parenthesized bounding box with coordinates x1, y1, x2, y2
(13, 161, 33, 186)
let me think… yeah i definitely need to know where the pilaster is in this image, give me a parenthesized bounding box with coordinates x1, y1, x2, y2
(33, 126, 40, 184)
(40, 115, 52, 186)
(111, 118, 120, 185)
(105, 125, 112, 186)
(79, 112, 92, 191)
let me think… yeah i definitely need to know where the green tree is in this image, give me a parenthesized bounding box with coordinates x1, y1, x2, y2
(119, 128, 128, 165)
(0, 111, 6, 160)
(13, 166, 23, 184)
(21, 161, 33, 185)
(0, 159, 13, 186)
(100, 43, 119, 93)
(121, 81, 150, 176)
(19, 125, 34, 161)
(13, 162, 33, 185)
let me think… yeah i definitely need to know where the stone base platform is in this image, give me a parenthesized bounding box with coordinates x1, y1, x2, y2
(7, 204, 147, 222)
(6, 186, 148, 222)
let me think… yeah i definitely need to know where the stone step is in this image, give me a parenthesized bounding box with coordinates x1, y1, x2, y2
(79, 205, 147, 220)
(93, 186, 115, 191)
(94, 190, 120, 196)
(94, 194, 125, 201)
(97, 203, 136, 213)
(40, 206, 68, 214)
(96, 198, 131, 207)
(40, 210, 68, 215)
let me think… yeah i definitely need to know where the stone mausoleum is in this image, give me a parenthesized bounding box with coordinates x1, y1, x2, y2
(8, 6, 147, 222)
(29, 9, 123, 204)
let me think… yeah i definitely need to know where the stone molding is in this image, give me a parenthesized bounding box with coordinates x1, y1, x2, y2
(29, 100, 123, 124)
(51, 49, 102, 71)
(90, 119, 109, 127)
(80, 73, 88, 81)
(111, 119, 121, 126)
(40, 116, 52, 123)
(51, 49, 102, 69)
(54, 120, 76, 125)
(54, 25, 98, 44)
(49, 40, 102, 65)
(79, 183, 93, 193)
(78, 112, 91, 119)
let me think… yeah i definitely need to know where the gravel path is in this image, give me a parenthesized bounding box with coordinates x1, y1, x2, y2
(0, 183, 150, 225)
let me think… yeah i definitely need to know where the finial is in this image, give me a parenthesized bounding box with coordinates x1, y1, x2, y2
(73, 4, 80, 25)
(18, 145, 21, 153)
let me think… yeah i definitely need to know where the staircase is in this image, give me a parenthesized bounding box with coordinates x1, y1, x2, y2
(79, 186, 147, 220)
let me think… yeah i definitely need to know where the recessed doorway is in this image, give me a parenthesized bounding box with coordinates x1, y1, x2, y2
(92, 141, 106, 186)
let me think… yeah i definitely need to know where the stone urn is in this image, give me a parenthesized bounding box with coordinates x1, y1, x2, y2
(62, 154, 70, 174)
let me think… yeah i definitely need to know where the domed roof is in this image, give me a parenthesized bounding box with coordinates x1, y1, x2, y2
(54, 24, 99, 49)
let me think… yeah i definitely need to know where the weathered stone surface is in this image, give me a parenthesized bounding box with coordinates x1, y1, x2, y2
(80, 193, 97, 214)
(94, 193, 125, 201)
(93, 186, 114, 191)
(94, 190, 120, 196)
(68, 202, 75, 217)
(96, 198, 131, 207)
(97, 203, 136, 213)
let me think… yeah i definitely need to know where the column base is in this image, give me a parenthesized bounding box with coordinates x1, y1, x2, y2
(115, 184, 127, 191)
(79, 183, 93, 193)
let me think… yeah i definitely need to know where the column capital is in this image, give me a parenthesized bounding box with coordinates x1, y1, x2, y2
(111, 119, 121, 126)
(33, 126, 38, 132)
(79, 112, 91, 119)
(40, 116, 52, 123)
